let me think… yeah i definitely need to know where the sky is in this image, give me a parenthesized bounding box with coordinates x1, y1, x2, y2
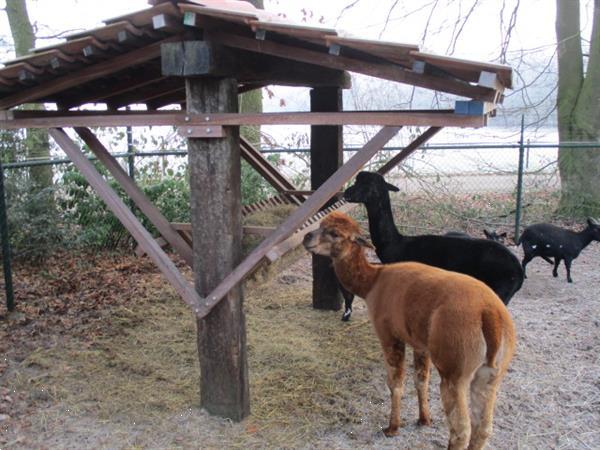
(0, 0, 595, 144)
(0, 0, 577, 61)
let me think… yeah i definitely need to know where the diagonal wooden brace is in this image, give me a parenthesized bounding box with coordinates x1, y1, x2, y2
(377, 127, 442, 175)
(74, 127, 194, 267)
(240, 137, 304, 205)
(49, 128, 205, 315)
(197, 125, 402, 319)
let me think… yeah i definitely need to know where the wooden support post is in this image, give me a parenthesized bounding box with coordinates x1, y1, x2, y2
(310, 87, 343, 311)
(186, 77, 249, 421)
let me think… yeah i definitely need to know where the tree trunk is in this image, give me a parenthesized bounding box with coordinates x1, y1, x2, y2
(556, 0, 600, 217)
(5, 0, 52, 189)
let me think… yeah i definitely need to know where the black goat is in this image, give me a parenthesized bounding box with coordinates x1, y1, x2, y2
(518, 219, 600, 282)
(445, 229, 508, 244)
(338, 171, 524, 320)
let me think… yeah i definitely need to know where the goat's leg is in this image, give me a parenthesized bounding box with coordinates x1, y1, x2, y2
(382, 340, 407, 437)
(552, 257, 561, 277)
(521, 254, 533, 278)
(440, 377, 471, 450)
(564, 258, 573, 283)
(468, 366, 501, 450)
(413, 350, 432, 426)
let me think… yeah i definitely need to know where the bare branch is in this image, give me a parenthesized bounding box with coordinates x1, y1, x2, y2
(334, 0, 362, 26)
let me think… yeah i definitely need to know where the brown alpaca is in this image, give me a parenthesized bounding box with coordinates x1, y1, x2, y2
(303, 212, 516, 450)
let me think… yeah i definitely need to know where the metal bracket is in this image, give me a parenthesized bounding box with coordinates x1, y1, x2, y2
(177, 125, 225, 138)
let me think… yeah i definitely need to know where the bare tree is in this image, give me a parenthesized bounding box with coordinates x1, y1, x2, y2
(4, 0, 52, 189)
(555, 0, 600, 216)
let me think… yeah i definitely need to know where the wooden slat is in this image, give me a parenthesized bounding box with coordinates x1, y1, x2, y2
(179, 3, 259, 23)
(205, 30, 498, 102)
(0, 110, 486, 129)
(240, 137, 303, 204)
(0, 36, 181, 110)
(410, 51, 512, 89)
(325, 35, 417, 65)
(1, 49, 76, 68)
(74, 127, 194, 267)
(377, 126, 443, 175)
(198, 125, 401, 319)
(248, 20, 337, 40)
(49, 128, 204, 314)
(104, 2, 182, 27)
(63, 21, 145, 42)
(31, 36, 108, 56)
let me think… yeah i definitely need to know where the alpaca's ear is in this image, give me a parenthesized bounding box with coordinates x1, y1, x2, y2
(483, 229, 491, 238)
(385, 182, 400, 192)
(588, 217, 598, 226)
(355, 235, 374, 249)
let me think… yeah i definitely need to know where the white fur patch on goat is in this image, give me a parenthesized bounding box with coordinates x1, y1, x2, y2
(531, 245, 537, 249)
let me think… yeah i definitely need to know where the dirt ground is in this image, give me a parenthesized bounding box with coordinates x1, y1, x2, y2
(1, 241, 599, 449)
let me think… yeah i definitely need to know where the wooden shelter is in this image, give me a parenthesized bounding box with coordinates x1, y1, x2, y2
(0, 0, 512, 421)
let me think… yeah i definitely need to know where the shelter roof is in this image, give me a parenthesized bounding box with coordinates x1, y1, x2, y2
(0, 0, 512, 110)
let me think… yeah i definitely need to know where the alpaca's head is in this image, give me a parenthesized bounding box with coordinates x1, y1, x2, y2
(343, 171, 399, 204)
(303, 211, 372, 258)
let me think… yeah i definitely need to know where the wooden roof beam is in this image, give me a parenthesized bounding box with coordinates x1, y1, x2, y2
(0, 110, 487, 129)
(203, 30, 498, 102)
(0, 36, 181, 110)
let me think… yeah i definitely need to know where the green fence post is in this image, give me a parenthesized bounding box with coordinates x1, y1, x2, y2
(514, 115, 525, 242)
(0, 160, 15, 311)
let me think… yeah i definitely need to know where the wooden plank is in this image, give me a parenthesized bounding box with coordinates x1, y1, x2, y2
(186, 76, 249, 421)
(0, 36, 181, 110)
(74, 127, 194, 267)
(243, 225, 275, 237)
(48, 127, 204, 314)
(179, 3, 259, 24)
(325, 35, 417, 66)
(0, 110, 485, 129)
(376, 126, 442, 175)
(59, 71, 168, 109)
(104, 2, 182, 27)
(240, 137, 303, 204)
(410, 51, 512, 89)
(30, 36, 108, 56)
(204, 30, 499, 102)
(199, 125, 401, 318)
(1, 49, 76, 68)
(248, 20, 337, 41)
(63, 21, 145, 42)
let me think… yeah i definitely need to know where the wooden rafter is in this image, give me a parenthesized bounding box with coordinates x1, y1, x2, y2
(204, 30, 499, 102)
(0, 36, 182, 110)
(240, 137, 304, 205)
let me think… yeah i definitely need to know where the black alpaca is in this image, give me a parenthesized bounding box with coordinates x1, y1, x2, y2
(518, 219, 600, 282)
(339, 171, 524, 321)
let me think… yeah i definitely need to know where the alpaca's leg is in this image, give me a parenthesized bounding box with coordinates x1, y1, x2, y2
(382, 340, 406, 437)
(468, 365, 501, 450)
(440, 377, 471, 450)
(413, 350, 432, 426)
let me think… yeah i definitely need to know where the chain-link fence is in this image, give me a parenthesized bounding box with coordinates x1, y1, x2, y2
(1, 137, 598, 310)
